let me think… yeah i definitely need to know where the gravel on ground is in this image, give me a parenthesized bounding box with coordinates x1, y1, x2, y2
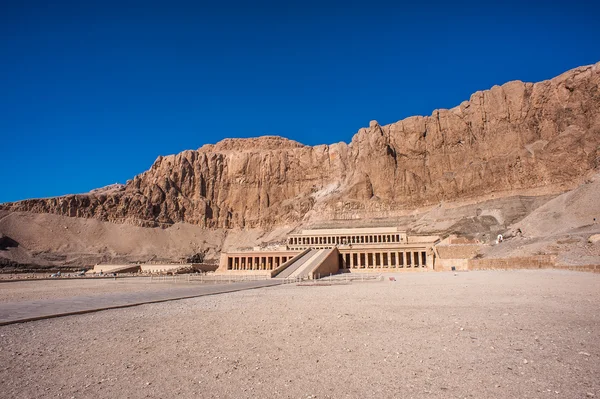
(0, 270, 598, 398)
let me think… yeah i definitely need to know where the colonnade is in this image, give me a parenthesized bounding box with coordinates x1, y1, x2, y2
(227, 255, 290, 271)
(288, 233, 403, 247)
(339, 250, 427, 269)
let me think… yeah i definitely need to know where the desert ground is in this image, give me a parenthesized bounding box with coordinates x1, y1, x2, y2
(0, 270, 599, 399)
(0, 277, 198, 303)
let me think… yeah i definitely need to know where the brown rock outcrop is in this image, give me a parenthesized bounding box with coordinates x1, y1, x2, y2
(2, 63, 599, 229)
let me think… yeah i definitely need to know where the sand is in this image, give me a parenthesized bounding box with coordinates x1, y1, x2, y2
(0, 277, 190, 303)
(0, 270, 599, 398)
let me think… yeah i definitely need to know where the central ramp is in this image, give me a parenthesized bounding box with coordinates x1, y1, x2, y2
(274, 248, 339, 279)
(275, 249, 319, 279)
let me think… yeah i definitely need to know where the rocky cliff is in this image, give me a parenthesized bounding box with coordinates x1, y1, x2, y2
(2, 63, 600, 229)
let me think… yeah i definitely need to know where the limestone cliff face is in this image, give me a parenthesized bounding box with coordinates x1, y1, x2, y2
(3, 63, 600, 228)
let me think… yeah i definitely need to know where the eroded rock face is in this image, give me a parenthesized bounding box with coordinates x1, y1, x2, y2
(2, 63, 600, 228)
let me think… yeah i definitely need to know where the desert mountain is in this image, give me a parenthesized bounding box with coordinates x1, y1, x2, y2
(1, 62, 599, 268)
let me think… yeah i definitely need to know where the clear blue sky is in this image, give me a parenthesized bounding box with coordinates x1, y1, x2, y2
(1, 0, 598, 203)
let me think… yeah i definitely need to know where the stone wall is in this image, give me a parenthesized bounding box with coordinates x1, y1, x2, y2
(310, 248, 340, 279)
(469, 255, 556, 270)
(434, 258, 470, 272)
(467, 256, 600, 273)
(435, 244, 481, 260)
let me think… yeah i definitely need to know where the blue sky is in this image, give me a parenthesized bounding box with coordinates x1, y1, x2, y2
(1, 0, 599, 203)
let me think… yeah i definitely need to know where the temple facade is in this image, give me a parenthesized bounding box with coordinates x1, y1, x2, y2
(287, 227, 408, 249)
(218, 227, 439, 277)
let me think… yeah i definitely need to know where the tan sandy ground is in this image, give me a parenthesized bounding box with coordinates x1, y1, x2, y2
(0, 277, 199, 303)
(0, 270, 599, 399)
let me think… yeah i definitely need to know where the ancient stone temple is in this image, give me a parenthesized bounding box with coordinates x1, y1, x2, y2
(217, 227, 440, 278)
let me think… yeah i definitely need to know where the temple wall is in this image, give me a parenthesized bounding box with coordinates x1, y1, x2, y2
(435, 245, 481, 260)
(310, 248, 340, 279)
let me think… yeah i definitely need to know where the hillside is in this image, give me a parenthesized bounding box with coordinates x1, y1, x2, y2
(1, 62, 599, 268)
